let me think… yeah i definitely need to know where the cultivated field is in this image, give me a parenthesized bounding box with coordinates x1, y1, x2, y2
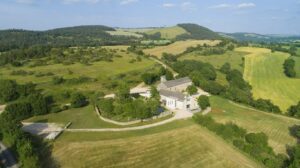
(143, 40, 220, 58)
(240, 47, 300, 111)
(210, 96, 300, 154)
(179, 50, 248, 72)
(52, 120, 262, 168)
(145, 26, 187, 39)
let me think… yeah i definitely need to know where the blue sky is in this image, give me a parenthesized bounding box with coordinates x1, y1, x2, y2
(0, 0, 300, 34)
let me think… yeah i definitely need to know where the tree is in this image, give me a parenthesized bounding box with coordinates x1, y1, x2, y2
(220, 62, 231, 74)
(197, 95, 210, 110)
(283, 59, 296, 78)
(165, 69, 174, 80)
(288, 101, 300, 118)
(141, 73, 159, 85)
(150, 86, 160, 100)
(116, 83, 131, 102)
(71, 92, 88, 108)
(0, 79, 19, 102)
(186, 85, 198, 95)
(27, 93, 49, 115)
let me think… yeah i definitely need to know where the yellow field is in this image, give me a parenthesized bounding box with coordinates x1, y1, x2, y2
(143, 40, 220, 58)
(145, 26, 187, 39)
(53, 122, 262, 168)
(240, 47, 300, 111)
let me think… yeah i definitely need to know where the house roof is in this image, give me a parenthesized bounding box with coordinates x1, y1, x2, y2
(159, 89, 185, 101)
(162, 77, 192, 88)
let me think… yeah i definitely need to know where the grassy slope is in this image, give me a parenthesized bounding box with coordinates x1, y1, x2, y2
(179, 50, 248, 72)
(145, 26, 188, 39)
(240, 47, 300, 111)
(210, 96, 300, 154)
(143, 40, 220, 58)
(52, 120, 262, 168)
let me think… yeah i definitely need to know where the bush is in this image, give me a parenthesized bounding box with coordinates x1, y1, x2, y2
(220, 62, 231, 74)
(71, 93, 88, 108)
(186, 85, 198, 95)
(52, 76, 64, 85)
(141, 73, 159, 85)
(288, 101, 300, 118)
(283, 59, 296, 78)
(0, 79, 19, 102)
(197, 95, 210, 110)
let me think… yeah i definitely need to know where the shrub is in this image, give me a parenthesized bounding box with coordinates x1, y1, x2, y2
(186, 85, 198, 95)
(283, 59, 296, 78)
(71, 93, 88, 108)
(197, 95, 210, 110)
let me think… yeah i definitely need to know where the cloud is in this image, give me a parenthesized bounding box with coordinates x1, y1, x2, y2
(120, 0, 138, 5)
(237, 3, 256, 9)
(209, 3, 232, 9)
(15, 0, 35, 4)
(181, 2, 196, 11)
(162, 3, 176, 8)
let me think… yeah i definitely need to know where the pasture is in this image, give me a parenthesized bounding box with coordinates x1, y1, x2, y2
(210, 96, 300, 154)
(143, 40, 220, 58)
(145, 26, 187, 39)
(240, 47, 300, 111)
(52, 120, 262, 168)
(179, 50, 248, 72)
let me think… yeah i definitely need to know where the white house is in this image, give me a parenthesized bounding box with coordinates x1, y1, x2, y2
(157, 76, 205, 111)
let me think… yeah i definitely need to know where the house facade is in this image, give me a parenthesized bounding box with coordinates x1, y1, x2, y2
(158, 77, 201, 111)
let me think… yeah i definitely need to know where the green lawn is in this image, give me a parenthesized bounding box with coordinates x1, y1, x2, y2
(179, 50, 248, 72)
(209, 96, 300, 154)
(52, 120, 262, 168)
(240, 47, 300, 111)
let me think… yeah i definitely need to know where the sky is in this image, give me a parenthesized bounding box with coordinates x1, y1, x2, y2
(0, 0, 300, 34)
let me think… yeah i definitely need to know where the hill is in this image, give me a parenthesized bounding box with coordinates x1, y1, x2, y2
(177, 23, 222, 40)
(222, 32, 300, 42)
(145, 26, 188, 39)
(0, 25, 137, 51)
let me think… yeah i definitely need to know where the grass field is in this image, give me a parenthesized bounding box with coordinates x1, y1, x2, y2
(179, 50, 248, 72)
(210, 96, 300, 154)
(52, 120, 262, 168)
(145, 26, 188, 39)
(106, 29, 143, 38)
(143, 40, 220, 58)
(240, 47, 300, 111)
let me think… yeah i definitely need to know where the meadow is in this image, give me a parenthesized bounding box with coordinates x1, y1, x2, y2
(240, 47, 300, 111)
(179, 50, 248, 72)
(0, 48, 157, 102)
(106, 29, 143, 38)
(52, 120, 262, 168)
(209, 96, 300, 154)
(145, 26, 188, 39)
(143, 40, 220, 58)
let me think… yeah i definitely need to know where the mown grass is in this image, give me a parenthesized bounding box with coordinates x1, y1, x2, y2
(209, 96, 300, 154)
(179, 50, 248, 72)
(143, 40, 220, 58)
(145, 26, 187, 39)
(25, 104, 174, 129)
(240, 47, 300, 111)
(52, 120, 262, 168)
